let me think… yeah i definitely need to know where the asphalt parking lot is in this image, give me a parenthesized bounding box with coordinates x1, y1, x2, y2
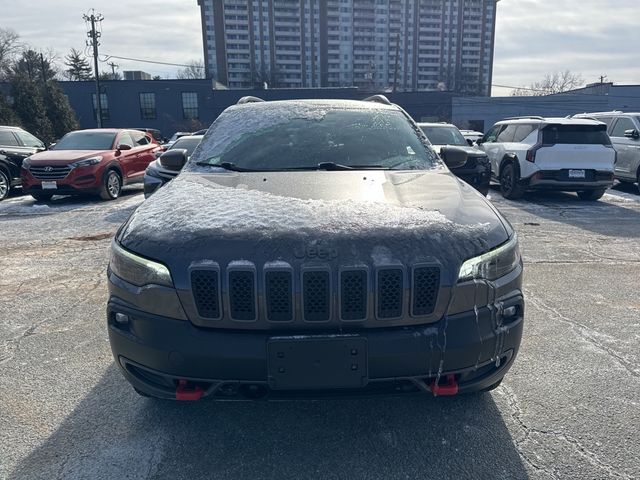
(1, 183, 639, 480)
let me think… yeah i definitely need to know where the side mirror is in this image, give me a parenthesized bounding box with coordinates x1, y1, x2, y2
(159, 149, 188, 171)
(475, 138, 484, 145)
(440, 146, 468, 169)
(624, 129, 640, 140)
(117, 144, 132, 151)
(466, 138, 474, 146)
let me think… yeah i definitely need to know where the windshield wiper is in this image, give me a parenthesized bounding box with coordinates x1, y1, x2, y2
(195, 161, 259, 172)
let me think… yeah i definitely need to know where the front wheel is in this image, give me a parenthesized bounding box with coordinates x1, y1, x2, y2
(100, 170, 122, 200)
(577, 188, 606, 201)
(499, 163, 526, 200)
(0, 170, 10, 201)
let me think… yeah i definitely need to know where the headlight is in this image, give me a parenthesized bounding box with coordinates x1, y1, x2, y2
(109, 240, 173, 287)
(22, 157, 31, 169)
(458, 234, 521, 282)
(71, 156, 102, 168)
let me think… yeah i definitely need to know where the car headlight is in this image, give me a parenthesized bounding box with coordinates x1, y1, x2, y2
(109, 240, 173, 287)
(458, 234, 521, 282)
(22, 157, 31, 169)
(71, 156, 102, 168)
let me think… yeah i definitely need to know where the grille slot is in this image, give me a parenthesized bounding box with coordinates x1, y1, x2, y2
(377, 268, 404, 319)
(340, 269, 367, 321)
(191, 269, 221, 319)
(29, 165, 71, 180)
(412, 266, 440, 316)
(302, 270, 330, 322)
(228, 270, 256, 321)
(265, 270, 293, 322)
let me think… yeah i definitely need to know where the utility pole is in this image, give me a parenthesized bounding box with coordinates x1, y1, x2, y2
(39, 53, 47, 83)
(107, 61, 118, 79)
(84, 10, 104, 127)
(599, 75, 607, 84)
(392, 34, 400, 93)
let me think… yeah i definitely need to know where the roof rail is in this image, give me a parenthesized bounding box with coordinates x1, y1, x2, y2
(237, 96, 265, 105)
(575, 110, 624, 115)
(503, 116, 545, 121)
(363, 94, 392, 105)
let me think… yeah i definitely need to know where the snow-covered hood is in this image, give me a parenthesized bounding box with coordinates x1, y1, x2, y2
(119, 170, 510, 283)
(29, 149, 111, 165)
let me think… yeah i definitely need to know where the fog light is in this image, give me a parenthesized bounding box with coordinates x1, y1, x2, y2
(115, 313, 130, 325)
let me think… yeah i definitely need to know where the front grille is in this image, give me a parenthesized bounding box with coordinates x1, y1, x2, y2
(228, 270, 256, 321)
(412, 266, 440, 316)
(265, 270, 293, 322)
(377, 268, 404, 319)
(29, 165, 71, 180)
(189, 261, 441, 326)
(303, 270, 330, 322)
(340, 269, 367, 321)
(191, 269, 221, 319)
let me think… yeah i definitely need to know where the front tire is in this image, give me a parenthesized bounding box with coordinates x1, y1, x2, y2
(0, 170, 10, 201)
(100, 169, 122, 200)
(499, 163, 526, 200)
(577, 188, 606, 201)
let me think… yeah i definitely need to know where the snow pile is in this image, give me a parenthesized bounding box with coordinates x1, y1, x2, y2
(124, 175, 488, 241)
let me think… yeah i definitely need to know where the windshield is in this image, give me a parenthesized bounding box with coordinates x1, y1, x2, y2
(420, 126, 467, 146)
(542, 124, 611, 145)
(189, 107, 439, 171)
(171, 137, 202, 157)
(52, 131, 116, 151)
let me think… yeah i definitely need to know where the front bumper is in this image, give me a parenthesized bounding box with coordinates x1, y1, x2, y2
(525, 170, 614, 191)
(21, 166, 102, 195)
(107, 293, 524, 399)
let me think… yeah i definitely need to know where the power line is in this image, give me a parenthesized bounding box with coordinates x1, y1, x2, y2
(101, 54, 205, 70)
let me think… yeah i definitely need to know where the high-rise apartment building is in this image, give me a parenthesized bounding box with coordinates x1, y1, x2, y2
(198, 0, 499, 95)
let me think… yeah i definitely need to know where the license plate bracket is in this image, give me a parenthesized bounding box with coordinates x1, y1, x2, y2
(267, 336, 368, 390)
(41, 181, 57, 190)
(568, 169, 586, 179)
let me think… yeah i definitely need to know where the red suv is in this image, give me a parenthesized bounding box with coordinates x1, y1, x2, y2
(22, 129, 160, 201)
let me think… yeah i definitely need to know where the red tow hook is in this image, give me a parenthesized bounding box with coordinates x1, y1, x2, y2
(430, 374, 459, 396)
(176, 379, 203, 401)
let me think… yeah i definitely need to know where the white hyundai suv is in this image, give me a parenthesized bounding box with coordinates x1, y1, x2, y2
(478, 116, 616, 200)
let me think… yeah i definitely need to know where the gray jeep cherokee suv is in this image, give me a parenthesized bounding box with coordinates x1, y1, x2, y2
(107, 97, 524, 400)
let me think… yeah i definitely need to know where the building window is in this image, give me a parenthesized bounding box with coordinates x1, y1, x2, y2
(92, 93, 109, 120)
(139, 92, 156, 120)
(181, 92, 199, 119)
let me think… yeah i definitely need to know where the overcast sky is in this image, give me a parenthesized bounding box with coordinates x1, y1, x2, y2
(4, 0, 639, 96)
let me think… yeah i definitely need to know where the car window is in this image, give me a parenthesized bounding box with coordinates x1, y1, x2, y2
(610, 117, 636, 137)
(15, 130, 44, 148)
(593, 116, 613, 127)
(117, 132, 135, 148)
(541, 124, 611, 145)
(190, 107, 440, 171)
(52, 131, 117, 150)
(513, 124, 537, 143)
(496, 124, 518, 143)
(0, 130, 19, 147)
(483, 125, 502, 143)
(420, 126, 467, 146)
(130, 130, 150, 146)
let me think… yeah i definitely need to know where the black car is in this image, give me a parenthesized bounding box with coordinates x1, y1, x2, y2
(418, 122, 491, 196)
(107, 96, 524, 401)
(133, 128, 165, 144)
(143, 135, 203, 197)
(0, 126, 46, 201)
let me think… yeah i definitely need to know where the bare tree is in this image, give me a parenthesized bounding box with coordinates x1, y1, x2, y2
(511, 70, 584, 96)
(0, 28, 21, 79)
(176, 60, 205, 80)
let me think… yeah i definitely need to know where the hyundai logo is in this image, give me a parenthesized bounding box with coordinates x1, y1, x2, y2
(44, 166, 53, 172)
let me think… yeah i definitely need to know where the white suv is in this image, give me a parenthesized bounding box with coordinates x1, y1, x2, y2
(478, 116, 616, 200)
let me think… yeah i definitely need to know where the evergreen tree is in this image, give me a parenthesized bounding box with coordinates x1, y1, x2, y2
(42, 80, 79, 139)
(12, 49, 57, 82)
(64, 48, 92, 80)
(10, 74, 53, 141)
(0, 93, 20, 126)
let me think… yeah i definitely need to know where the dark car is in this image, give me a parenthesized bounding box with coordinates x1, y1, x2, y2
(133, 128, 165, 144)
(107, 97, 523, 401)
(22, 129, 160, 201)
(143, 135, 203, 197)
(0, 126, 46, 201)
(418, 122, 491, 196)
